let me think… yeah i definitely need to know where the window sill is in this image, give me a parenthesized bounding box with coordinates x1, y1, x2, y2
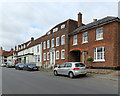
(56, 45, 59, 47)
(56, 58, 59, 60)
(95, 38, 103, 41)
(61, 58, 65, 60)
(72, 43, 77, 46)
(82, 41, 88, 44)
(93, 60, 105, 62)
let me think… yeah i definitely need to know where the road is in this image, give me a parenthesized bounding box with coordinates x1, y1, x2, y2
(1, 67, 118, 94)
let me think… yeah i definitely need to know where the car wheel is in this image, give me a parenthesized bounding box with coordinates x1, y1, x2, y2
(69, 72, 74, 78)
(54, 70, 58, 76)
(82, 74, 87, 77)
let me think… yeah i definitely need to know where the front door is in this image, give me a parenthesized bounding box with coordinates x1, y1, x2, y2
(50, 51, 55, 65)
(82, 51, 88, 65)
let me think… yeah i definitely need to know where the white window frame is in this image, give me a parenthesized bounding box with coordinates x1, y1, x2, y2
(47, 31, 51, 35)
(94, 46, 105, 62)
(61, 49, 65, 59)
(47, 40, 50, 49)
(38, 55, 40, 62)
(82, 32, 88, 43)
(47, 52, 50, 60)
(56, 50, 59, 60)
(43, 41, 46, 50)
(73, 35, 77, 45)
(51, 38, 54, 48)
(61, 24, 65, 29)
(53, 27, 58, 33)
(34, 55, 37, 62)
(96, 27, 103, 41)
(61, 35, 65, 45)
(37, 45, 39, 52)
(56, 37, 59, 47)
(32, 47, 34, 53)
(43, 53, 46, 61)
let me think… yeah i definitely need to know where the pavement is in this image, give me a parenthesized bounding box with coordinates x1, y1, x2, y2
(39, 68, 119, 81)
(1, 67, 118, 94)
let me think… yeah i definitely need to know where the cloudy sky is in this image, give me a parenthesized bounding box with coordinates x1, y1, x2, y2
(0, 0, 118, 51)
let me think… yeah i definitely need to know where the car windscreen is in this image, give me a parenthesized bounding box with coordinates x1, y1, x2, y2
(75, 63, 85, 67)
(28, 64, 36, 67)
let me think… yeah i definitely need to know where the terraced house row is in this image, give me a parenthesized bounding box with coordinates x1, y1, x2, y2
(1, 12, 120, 69)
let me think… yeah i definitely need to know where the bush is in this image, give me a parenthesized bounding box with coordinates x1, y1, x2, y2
(87, 56, 93, 61)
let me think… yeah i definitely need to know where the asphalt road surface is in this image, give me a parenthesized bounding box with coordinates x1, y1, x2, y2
(1, 67, 118, 94)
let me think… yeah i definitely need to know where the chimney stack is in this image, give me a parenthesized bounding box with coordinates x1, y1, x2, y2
(93, 19, 97, 22)
(78, 12, 82, 27)
(11, 48, 13, 52)
(0, 47, 3, 51)
(31, 37, 34, 42)
(15, 46, 17, 51)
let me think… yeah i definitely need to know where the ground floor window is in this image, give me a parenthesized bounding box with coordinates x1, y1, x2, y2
(47, 52, 50, 60)
(94, 46, 105, 61)
(43, 53, 46, 61)
(38, 55, 40, 62)
(61, 49, 65, 59)
(56, 51, 59, 60)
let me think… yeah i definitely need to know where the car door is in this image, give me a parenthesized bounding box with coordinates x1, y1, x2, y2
(57, 63, 65, 75)
(64, 63, 72, 75)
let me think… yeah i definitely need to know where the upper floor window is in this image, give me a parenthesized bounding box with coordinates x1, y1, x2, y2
(32, 48, 34, 53)
(82, 32, 88, 43)
(61, 24, 65, 29)
(53, 27, 58, 33)
(51, 38, 54, 47)
(94, 46, 105, 61)
(43, 41, 46, 50)
(56, 37, 59, 47)
(47, 31, 51, 35)
(47, 40, 50, 49)
(37, 45, 39, 52)
(61, 49, 65, 59)
(61, 35, 65, 45)
(96, 27, 103, 40)
(73, 35, 77, 45)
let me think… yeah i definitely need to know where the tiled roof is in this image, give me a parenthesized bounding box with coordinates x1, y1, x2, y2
(69, 16, 120, 35)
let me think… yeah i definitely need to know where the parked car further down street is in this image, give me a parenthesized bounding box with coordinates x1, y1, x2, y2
(7, 61, 15, 68)
(1, 63, 6, 67)
(15, 63, 25, 70)
(54, 62, 87, 78)
(23, 63, 38, 71)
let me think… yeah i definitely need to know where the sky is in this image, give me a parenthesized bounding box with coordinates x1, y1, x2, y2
(0, 0, 118, 51)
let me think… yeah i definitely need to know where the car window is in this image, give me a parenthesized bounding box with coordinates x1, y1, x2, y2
(75, 63, 85, 67)
(65, 63, 72, 67)
(59, 63, 65, 68)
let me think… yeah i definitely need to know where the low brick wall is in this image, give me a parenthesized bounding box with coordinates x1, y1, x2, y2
(87, 69, 119, 75)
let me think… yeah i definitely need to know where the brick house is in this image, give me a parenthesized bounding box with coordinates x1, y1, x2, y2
(11, 12, 120, 69)
(41, 19, 78, 67)
(69, 13, 120, 69)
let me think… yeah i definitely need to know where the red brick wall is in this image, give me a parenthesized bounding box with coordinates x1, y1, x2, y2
(69, 22, 118, 68)
(42, 20, 78, 65)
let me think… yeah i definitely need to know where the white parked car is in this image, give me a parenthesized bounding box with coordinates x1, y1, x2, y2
(53, 62, 87, 78)
(7, 61, 15, 68)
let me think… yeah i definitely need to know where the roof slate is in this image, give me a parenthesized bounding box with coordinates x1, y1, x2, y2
(69, 16, 120, 35)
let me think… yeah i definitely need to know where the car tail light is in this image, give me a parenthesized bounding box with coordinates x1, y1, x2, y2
(85, 67, 86, 69)
(73, 68, 79, 70)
